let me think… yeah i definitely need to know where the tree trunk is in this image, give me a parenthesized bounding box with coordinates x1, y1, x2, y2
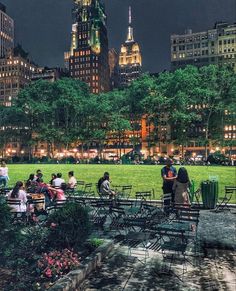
(205, 127, 209, 160)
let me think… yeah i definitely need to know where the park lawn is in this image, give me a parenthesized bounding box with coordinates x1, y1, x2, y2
(7, 164, 236, 202)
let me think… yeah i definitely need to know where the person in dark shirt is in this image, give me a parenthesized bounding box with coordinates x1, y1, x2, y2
(161, 159, 177, 212)
(97, 172, 109, 193)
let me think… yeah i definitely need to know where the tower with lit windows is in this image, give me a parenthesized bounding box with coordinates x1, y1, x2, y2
(118, 6, 142, 87)
(65, 0, 110, 93)
(0, 3, 14, 58)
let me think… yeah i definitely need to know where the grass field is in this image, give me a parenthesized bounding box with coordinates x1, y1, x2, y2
(6, 164, 236, 202)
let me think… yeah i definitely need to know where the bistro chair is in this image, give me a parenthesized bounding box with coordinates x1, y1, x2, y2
(7, 199, 28, 223)
(215, 186, 236, 212)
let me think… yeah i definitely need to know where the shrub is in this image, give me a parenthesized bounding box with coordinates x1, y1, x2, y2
(47, 203, 91, 250)
(37, 249, 80, 280)
(0, 201, 12, 230)
(86, 238, 104, 252)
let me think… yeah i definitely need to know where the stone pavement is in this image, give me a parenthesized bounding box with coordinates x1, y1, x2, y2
(82, 210, 236, 291)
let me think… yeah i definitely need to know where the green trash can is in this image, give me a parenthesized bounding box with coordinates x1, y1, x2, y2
(201, 180, 219, 209)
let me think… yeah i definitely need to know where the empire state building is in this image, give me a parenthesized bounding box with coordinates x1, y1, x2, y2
(118, 7, 142, 87)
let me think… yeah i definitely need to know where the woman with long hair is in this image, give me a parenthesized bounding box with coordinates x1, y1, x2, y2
(25, 173, 35, 190)
(8, 181, 27, 212)
(172, 167, 191, 206)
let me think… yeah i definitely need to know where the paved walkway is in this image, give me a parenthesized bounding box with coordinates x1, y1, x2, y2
(82, 210, 236, 291)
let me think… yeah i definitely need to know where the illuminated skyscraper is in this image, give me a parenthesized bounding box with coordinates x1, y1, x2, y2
(0, 3, 14, 58)
(65, 0, 110, 93)
(118, 7, 142, 87)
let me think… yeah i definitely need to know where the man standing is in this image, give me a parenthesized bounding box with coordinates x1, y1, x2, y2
(161, 159, 177, 211)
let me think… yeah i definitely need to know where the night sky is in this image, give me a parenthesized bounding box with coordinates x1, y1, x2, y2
(2, 0, 236, 73)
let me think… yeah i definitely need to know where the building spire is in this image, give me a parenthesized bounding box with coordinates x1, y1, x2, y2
(129, 6, 132, 25)
(126, 6, 134, 43)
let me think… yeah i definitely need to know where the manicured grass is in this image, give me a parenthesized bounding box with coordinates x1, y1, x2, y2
(6, 164, 236, 202)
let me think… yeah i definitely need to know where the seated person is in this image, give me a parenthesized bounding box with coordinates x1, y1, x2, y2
(33, 169, 43, 181)
(49, 173, 57, 185)
(48, 183, 66, 201)
(25, 173, 38, 193)
(52, 173, 65, 188)
(97, 172, 106, 193)
(35, 178, 51, 206)
(67, 171, 77, 189)
(99, 172, 116, 198)
(8, 181, 27, 212)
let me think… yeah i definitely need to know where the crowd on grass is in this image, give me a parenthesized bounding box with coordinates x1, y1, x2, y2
(0, 158, 194, 215)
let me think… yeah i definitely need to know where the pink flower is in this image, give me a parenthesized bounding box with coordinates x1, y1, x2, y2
(45, 268, 52, 278)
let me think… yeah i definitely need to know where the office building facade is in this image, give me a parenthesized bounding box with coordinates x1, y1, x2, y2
(0, 47, 37, 106)
(0, 3, 14, 58)
(65, 0, 110, 93)
(171, 22, 236, 72)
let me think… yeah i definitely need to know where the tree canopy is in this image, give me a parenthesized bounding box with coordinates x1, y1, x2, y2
(0, 64, 235, 159)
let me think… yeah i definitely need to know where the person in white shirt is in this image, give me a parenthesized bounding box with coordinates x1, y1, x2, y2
(52, 173, 65, 188)
(8, 181, 27, 212)
(68, 171, 77, 189)
(0, 161, 9, 187)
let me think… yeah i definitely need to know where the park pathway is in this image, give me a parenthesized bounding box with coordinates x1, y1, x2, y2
(82, 210, 236, 291)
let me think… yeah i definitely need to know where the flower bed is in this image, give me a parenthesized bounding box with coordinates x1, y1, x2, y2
(0, 202, 98, 290)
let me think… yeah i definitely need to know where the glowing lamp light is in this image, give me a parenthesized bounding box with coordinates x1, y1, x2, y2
(40, 149, 45, 154)
(215, 147, 220, 151)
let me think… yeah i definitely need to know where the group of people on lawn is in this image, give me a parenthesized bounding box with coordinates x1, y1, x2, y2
(5, 158, 191, 213)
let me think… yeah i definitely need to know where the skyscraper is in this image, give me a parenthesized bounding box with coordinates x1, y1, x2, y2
(0, 3, 14, 58)
(118, 7, 142, 87)
(65, 0, 110, 93)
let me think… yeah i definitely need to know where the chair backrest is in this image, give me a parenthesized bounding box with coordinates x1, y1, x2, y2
(158, 228, 187, 241)
(55, 199, 67, 208)
(122, 185, 132, 196)
(28, 195, 45, 211)
(84, 183, 92, 190)
(225, 186, 236, 195)
(135, 191, 152, 201)
(7, 199, 21, 206)
(175, 207, 200, 225)
(110, 207, 126, 216)
(162, 193, 172, 207)
(117, 201, 133, 208)
(77, 181, 85, 191)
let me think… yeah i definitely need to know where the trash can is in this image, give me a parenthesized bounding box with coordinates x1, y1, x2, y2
(201, 180, 219, 209)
